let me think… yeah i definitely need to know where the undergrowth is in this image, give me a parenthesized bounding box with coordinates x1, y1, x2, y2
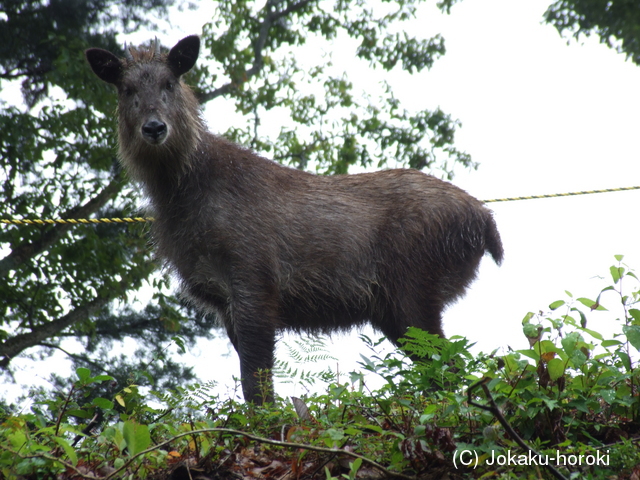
(0, 256, 639, 479)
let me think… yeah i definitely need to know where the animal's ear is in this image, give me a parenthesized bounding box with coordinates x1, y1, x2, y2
(85, 48, 123, 84)
(167, 35, 200, 77)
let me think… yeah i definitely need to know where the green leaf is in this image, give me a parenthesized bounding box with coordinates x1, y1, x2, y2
(122, 420, 151, 456)
(521, 312, 535, 324)
(172, 335, 187, 353)
(140, 370, 155, 385)
(616, 383, 631, 399)
(66, 409, 91, 419)
(359, 354, 376, 369)
(579, 327, 603, 341)
(76, 367, 91, 383)
(618, 351, 632, 372)
(363, 424, 384, 434)
(349, 371, 365, 384)
(629, 309, 640, 325)
(93, 397, 115, 410)
(539, 340, 561, 355)
(600, 389, 616, 405)
(348, 457, 363, 479)
(542, 397, 559, 411)
(549, 300, 565, 310)
(610, 265, 623, 283)
(523, 323, 541, 340)
(622, 325, 640, 351)
(561, 332, 581, 356)
(577, 297, 607, 311)
(570, 350, 587, 368)
(547, 358, 565, 381)
(516, 349, 539, 362)
(54, 437, 78, 466)
(601, 339, 623, 348)
(323, 428, 345, 447)
(576, 309, 588, 328)
(8, 431, 26, 450)
(567, 397, 589, 414)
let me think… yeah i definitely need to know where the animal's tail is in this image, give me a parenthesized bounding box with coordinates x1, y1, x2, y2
(485, 215, 504, 265)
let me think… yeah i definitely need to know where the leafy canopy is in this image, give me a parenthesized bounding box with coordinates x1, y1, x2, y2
(544, 0, 640, 65)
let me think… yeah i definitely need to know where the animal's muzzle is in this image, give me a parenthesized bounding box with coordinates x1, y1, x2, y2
(142, 120, 167, 144)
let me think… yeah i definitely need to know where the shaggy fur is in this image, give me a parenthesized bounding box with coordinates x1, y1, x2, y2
(86, 35, 504, 404)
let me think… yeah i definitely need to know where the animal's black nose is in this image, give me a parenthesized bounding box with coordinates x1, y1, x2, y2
(142, 120, 167, 140)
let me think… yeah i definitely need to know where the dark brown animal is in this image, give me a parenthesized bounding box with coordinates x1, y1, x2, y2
(85, 35, 503, 404)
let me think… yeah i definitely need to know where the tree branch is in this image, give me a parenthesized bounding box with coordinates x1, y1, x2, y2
(198, 0, 316, 104)
(467, 378, 570, 480)
(37, 342, 110, 376)
(0, 425, 418, 480)
(0, 287, 119, 369)
(0, 173, 125, 277)
(108, 427, 417, 480)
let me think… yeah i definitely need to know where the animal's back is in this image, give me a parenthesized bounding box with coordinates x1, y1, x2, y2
(148, 137, 502, 337)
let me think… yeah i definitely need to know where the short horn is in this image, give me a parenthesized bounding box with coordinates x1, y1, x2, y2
(153, 37, 161, 58)
(124, 42, 134, 62)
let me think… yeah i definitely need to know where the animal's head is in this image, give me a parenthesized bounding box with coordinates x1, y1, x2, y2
(85, 36, 201, 164)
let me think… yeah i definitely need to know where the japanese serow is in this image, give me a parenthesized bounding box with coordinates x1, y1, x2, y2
(86, 35, 503, 404)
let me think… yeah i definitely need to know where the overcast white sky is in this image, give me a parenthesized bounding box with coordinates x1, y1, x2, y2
(7, 0, 640, 403)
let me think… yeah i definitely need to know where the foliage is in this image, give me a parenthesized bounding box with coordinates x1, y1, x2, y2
(462, 255, 640, 479)
(0, 0, 210, 400)
(1, 257, 638, 479)
(1, 0, 472, 403)
(274, 336, 338, 392)
(544, 0, 640, 65)
(196, 0, 472, 175)
(0, 0, 176, 106)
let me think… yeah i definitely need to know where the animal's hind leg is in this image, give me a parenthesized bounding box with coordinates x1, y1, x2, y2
(387, 299, 464, 393)
(377, 301, 451, 390)
(378, 296, 445, 350)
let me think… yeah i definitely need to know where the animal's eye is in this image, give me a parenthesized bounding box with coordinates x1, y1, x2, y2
(123, 86, 135, 97)
(165, 81, 174, 91)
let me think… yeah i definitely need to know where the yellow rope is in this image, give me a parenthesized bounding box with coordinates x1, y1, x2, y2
(0, 217, 154, 226)
(1, 185, 639, 226)
(483, 185, 640, 203)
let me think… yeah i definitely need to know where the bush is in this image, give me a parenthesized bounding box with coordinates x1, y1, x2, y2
(0, 256, 638, 479)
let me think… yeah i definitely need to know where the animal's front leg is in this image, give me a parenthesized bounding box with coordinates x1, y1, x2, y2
(228, 304, 277, 405)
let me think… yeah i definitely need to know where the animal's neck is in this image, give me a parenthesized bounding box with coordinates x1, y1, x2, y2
(157, 137, 235, 221)
(120, 123, 207, 202)
(142, 148, 201, 207)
